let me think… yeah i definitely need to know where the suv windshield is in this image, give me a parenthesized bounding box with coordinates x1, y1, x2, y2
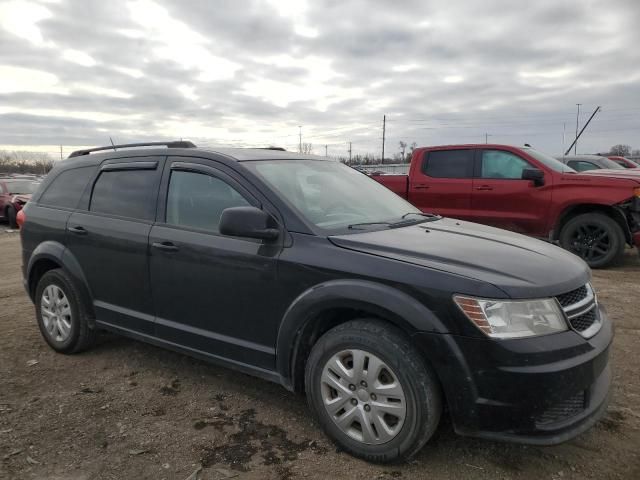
(524, 148, 576, 173)
(5, 180, 40, 194)
(244, 159, 422, 232)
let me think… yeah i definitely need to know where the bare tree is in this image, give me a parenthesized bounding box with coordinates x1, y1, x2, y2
(302, 143, 314, 155)
(398, 141, 407, 162)
(609, 144, 632, 156)
(0, 150, 54, 174)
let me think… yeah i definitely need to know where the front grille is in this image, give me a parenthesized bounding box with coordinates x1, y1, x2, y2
(556, 286, 588, 308)
(535, 391, 586, 426)
(570, 308, 598, 332)
(555, 284, 601, 338)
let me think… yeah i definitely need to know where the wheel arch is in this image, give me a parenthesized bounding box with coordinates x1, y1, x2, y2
(27, 241, 95, 321)
(553, 203, 631, 245)
(275, 279, 447, 393)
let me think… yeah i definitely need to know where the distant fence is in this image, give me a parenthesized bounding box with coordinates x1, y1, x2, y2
(353, 164, 410, 175)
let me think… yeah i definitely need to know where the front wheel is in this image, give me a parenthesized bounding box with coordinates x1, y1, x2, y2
(305, 320, 442, 463)
(559, 213, 625, 268)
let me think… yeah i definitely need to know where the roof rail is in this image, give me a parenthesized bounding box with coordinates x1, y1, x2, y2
(68, 140, 197, 158)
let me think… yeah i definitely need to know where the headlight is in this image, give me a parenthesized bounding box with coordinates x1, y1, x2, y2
(454, 295, 568, 339)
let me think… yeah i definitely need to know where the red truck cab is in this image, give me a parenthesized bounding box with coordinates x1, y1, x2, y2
(371, 144, 640, 268)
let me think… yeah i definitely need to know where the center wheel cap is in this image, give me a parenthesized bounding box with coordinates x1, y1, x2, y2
(356, 389, 369, 402)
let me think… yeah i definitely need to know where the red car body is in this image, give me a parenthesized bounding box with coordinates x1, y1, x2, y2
(607, 156, 640, 169)
(371, 144, 640, 262)
(0, 177, 40, 228)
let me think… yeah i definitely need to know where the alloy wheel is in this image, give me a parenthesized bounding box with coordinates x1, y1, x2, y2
(41, 285, 72, 342)
(320, 349, 407, 445)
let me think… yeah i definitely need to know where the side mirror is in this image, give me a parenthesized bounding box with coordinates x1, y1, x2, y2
(522, 168, 545, 186)
(219, 206, 279, 240)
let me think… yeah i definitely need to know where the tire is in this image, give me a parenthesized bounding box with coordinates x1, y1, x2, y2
(559, 213, 625, 268)
(35, 269, 96, 354)
(7, 206, 17, 229)
(305, 319, 442, 463)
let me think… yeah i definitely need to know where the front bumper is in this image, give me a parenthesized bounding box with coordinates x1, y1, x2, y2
(413, 304, 613, 445)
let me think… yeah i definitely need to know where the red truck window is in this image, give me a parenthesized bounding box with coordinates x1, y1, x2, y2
(421, 150, 474, 178)
(480, 150, 532, 179)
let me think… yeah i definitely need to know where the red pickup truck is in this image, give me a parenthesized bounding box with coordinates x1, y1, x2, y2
(371, 144, 640, 268)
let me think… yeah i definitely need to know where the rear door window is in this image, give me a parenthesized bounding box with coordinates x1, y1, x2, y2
(39, 166, 95, 209)
(422, 150, 474, 178)
(90, 169, 158, 221)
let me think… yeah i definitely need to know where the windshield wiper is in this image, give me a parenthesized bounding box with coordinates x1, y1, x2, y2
(348, 221, 394, 230)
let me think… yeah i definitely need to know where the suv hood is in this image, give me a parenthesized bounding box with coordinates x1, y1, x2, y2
(580, 168, 640, 181)
(329, 218, 589, 298)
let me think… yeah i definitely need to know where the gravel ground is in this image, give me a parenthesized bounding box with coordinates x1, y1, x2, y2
(1, 230, 639, 480)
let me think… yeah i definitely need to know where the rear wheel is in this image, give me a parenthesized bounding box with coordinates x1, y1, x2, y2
(559, 212, 625, 268)
(35, 269, 96, 353)
(305, 320, 442, 463)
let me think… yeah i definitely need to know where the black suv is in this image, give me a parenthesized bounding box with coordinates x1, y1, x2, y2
(20, 141, 612, 462)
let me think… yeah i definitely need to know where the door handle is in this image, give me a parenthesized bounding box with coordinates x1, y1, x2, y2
(474, 186, 493, 191)
(413, 185, 430, 190)
(151, 241, 179, 252)
(67, 226, 87, 235)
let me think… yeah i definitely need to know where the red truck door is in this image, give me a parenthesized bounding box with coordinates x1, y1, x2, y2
(407, 149, 475, 220)
(471, 149, 552, 236)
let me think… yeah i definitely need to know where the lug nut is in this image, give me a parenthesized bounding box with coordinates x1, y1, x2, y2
(360, 381, 367, 388)
(370, 393, 377, 401)
(351, 399, 358, 405)
(349, 384, 356, 391)
(364, 404, 371, 412)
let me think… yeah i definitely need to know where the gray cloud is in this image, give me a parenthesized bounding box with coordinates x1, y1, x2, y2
(1, 0, 639, 158)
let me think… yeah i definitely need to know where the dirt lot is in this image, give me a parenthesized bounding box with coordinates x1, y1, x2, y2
(1, 231, 639, 480)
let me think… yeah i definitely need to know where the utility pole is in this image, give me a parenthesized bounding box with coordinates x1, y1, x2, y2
(325, 144, 328, 157)
(574, 104, 581, 154)
(381, 115, 386, 163)
(485, 133, 488, 144)
(348, 142, 352, 163)
(59, 145, 63, 162)
(562, 123, 566, 158)
(298, 126, 302, 153)
(565, 106, 600, 156)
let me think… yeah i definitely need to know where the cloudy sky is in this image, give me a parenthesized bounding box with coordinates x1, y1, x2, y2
(1, 0, 639, 159)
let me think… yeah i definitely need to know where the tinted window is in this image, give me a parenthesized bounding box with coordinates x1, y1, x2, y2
(480, 150, 532, 179)
(90, 169, 157, 220)
(39, 166, 94, 209)
(568, 161, 598, 172)
(422, 150, 473, 178)
(166, 171, 251, 233)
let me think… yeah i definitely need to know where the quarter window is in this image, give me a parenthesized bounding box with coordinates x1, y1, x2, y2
(90, 169, 157, 220)
(422, 150, 474, 178)
(39, 166, 95, 209)
(166, 170, 251, 233)
(480, 150, 532, 179)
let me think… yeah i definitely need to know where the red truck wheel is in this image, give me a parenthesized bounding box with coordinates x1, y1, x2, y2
(559, 213, 625, 268)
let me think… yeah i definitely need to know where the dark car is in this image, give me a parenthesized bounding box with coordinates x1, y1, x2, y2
(20, 141, 612, 463)
(0, 176, 41, 228)
(556, 154, 630, 172)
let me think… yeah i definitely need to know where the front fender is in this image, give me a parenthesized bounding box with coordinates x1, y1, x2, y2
(275, 279, 446, 384)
